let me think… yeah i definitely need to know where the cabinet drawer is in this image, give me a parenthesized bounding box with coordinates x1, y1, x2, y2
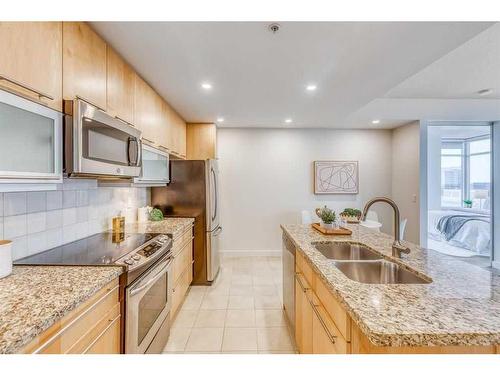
(311, 295, 349, 354)
(36, 283, 119, 354)
(314, 274, 350, 341)
(23, 278, 119, 354)
(172, 226, 193, 254)
(173, 239, 193, 283)
(83, 315, 121, 354)
(296, 250, 313, 286)
(67, 303, 120, 353)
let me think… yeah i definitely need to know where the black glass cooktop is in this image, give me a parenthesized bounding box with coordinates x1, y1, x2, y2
(15, 232, 161, 266)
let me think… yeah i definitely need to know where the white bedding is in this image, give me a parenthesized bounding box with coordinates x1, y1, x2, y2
(428, 210, 491, 255)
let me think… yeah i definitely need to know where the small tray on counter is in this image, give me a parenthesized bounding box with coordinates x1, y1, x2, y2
(311, 223, 352, 235)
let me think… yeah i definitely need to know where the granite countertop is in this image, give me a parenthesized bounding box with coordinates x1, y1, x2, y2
(0, 218, 193, 354)
(281, 223, 500, 347)
(124, 217, 194, 238)
(0, 266, 122, 354)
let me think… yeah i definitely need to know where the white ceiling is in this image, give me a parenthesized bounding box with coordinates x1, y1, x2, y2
(91, 22, 500, 129)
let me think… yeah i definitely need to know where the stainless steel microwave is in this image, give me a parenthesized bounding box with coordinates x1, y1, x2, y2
(64, 99, 142, 179)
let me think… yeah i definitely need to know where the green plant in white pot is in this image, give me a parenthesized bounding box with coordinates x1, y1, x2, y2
(315, 206, 336, 230)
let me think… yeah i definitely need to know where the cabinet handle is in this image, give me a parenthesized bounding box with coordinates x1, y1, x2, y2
(115, 116, 134, 127)
(142, 137, 155, 145)
(310, 302, 337, 344)
(75, 95, 106, 112)
(295, 272, 310, 292)
(0, 74, 54, 100)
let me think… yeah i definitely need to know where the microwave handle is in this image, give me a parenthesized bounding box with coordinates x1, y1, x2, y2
(128, 138, 141, 166)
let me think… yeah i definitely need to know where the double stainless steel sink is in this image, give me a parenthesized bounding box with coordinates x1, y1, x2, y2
(313, 241, 430, 284)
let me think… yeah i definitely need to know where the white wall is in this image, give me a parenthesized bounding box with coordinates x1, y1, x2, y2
(391, 122, 420, 244)
(493, 122, 500, 269)
(427, 126, 442, 211)
(217, 128, 394, 254)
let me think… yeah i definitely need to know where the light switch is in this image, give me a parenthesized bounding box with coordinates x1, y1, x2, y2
(412, 194, 417, 203)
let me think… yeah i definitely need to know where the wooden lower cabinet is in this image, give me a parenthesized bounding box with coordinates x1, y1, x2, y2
(293, 248, 497, 355)
(295, 273, 313, 353)
(170, 225, 194, 318)
(21, 278, 121, 354)
(311, 296, 348, 354)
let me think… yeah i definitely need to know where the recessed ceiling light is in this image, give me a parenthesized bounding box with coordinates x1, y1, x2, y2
(306, 84, 317, 91)
(372, 120, 380, 124)
(477, 88, 493, 96)
(216, 117, 224, 123)
(285, 118, 293, 124)
(201, 82, 212, 90)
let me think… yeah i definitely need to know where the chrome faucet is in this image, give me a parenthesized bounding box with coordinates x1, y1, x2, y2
(361, 197, 410, 258)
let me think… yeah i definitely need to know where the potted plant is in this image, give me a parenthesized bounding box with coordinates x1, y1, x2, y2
(340, 208, 362, 223)
(463, 199, 473, 208)
(315, 206, 336, 230)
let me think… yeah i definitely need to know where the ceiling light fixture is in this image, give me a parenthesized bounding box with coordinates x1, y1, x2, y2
(306, 84, 317, 91)
(285, 118, 293, 124)
(477, 88, 493, 96)
(372, 120, 380, 124)
(201, 82, 212, 90)
(216, 117, 224, 123)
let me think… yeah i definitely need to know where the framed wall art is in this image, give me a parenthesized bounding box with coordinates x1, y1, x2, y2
(314, 160, 359, 194)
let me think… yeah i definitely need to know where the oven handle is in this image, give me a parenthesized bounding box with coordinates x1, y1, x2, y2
(129, 257, 172, 297)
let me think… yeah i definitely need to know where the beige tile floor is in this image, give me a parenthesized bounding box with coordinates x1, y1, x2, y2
(162, 256, 297, 354)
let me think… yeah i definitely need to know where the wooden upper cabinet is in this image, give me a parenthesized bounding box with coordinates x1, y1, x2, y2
(186, 123, 216, 160)
(106, 46, 135, 124)
(63, 22, 107, 110)
(134, 74, 164, 145)
(166, 105, 186, 158)
(0, 22, 62, 111)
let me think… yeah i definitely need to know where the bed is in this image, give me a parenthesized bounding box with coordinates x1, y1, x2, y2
(428, 209, 491, 256)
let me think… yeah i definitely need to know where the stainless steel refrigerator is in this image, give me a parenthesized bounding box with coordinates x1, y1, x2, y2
(151, 159, 221, 284)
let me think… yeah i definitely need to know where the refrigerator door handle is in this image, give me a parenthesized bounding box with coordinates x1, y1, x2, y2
(213, 226, 223, 236)
(211, 167, 218, 222)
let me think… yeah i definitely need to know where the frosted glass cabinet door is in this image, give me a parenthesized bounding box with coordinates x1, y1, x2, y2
(139, 144, 169, 183)
(0, 89, 62, 182)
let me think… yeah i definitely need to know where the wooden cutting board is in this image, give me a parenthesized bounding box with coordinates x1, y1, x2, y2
(311, 223, 352, 235)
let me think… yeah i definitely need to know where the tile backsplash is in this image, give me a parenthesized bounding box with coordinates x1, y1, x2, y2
(0, 179, 150, 260)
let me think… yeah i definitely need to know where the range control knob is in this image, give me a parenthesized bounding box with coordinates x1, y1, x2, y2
(124, 258, 135, 265)
(132, 255, 141, 261)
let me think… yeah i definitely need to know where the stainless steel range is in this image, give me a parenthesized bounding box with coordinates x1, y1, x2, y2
(15, 231, 173, 354)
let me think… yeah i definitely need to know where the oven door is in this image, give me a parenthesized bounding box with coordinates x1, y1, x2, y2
(67, 99, 142, 178)
(125, 256, 173, 354)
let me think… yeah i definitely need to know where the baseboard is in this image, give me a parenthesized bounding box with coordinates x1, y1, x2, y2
(220, 250, 281, 257)
(492, 260, 500, 270)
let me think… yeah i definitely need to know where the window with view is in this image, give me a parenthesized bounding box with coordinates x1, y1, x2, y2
(440, 137, 491, 210)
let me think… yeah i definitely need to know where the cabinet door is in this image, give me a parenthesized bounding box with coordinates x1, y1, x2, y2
(0, 22, 62, 111)
(295, 274, 313, 354)
(63, 22, 107, 110)
(107, 46, 135, 124)
(134, 75, 156, 145)
(311, 301, 348, 354)
(186, 123, 216, 160)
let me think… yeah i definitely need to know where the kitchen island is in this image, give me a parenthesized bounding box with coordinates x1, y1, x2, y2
(281, 223, 500, 353)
